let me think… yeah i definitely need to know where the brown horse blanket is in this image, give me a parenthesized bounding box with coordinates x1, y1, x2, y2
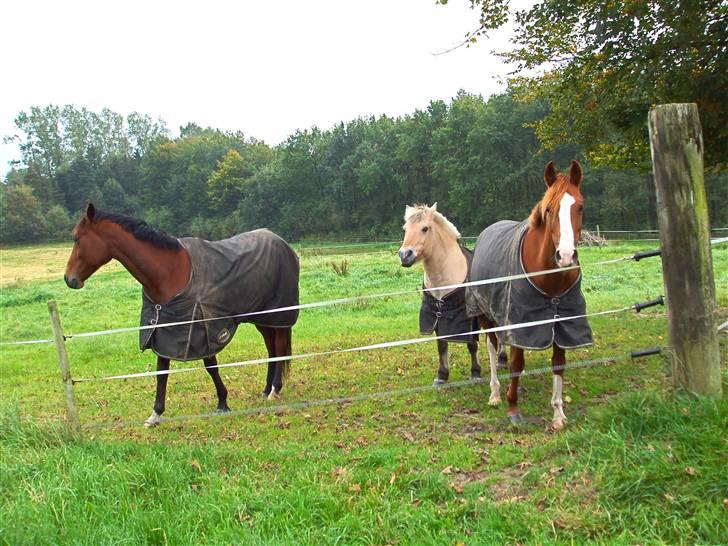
(140, 229, 299, 361)
(419, 246, 479, 343)
(465, 220, 593, 350)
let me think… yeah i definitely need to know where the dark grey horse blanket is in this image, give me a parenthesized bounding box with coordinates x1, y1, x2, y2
(140, 229, 299, 361)
(419, 247, 479, 344)
(465, 220, 593, 350)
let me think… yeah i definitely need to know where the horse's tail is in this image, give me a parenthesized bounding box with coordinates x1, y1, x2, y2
(282, 327, 293, 381)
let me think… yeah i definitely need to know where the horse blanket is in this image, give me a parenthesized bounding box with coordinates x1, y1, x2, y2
(140, 229, 299, 361)
(465, 220, 593, 350)
(419, 247, 479, 344)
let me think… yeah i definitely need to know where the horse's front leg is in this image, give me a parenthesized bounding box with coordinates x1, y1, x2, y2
(144, 356, 170, 427)
(433, 340, 449, 385)
(467, 337, 481, 379)
(204, 355, 230, 413)
(486, 333, 501, 406)
(551, 345, 567, 430)
(506, 347, 525, 425)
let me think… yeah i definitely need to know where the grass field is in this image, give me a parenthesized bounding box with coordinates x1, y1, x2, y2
(1, 239, 726, 545)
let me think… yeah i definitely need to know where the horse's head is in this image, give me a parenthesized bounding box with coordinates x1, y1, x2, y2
(64, 203, 113, 289)
(532, 161, 584, 268)
(398, 203, 461, 267)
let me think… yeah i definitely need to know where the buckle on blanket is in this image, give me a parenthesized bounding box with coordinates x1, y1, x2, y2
(436, 311, 443, 318)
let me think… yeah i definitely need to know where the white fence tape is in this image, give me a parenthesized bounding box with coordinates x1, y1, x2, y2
(74, 304, 643, 384)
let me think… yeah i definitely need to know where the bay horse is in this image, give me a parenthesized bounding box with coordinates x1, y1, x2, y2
(64, 203, 299, 427)
(398, 203, 505, 387)
(466, 161, 592, 430)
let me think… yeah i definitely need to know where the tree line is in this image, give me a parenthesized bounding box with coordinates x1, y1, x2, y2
(1, 91, 726, 245)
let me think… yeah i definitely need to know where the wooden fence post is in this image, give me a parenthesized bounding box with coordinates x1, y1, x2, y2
(648, 103, 722, 397)
(48, 300, 82, 435)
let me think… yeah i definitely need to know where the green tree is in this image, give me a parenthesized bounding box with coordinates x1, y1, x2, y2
(443, 0, 728, 169)
(0, 185, 48, 243)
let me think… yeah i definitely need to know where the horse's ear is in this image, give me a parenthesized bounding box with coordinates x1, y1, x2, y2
(86, 203, 96, 222)
(544, 161, 558, 187)
(569, 160, 583, 187)
(431, 202, 438, 212)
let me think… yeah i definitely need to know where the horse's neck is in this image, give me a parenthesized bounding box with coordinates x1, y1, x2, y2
(522, 226, 578, 296)
(423, 238, 467, 300)
(108, 229, 191, 304)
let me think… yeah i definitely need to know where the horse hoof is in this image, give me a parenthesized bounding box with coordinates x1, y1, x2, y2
(471, 372, 482, 380)
(508, 413, 524, 426)
(267, 388, 280, 401)
(488, 396, 501, 406)
(216, 407, 231, 414)
(551, 419, 565, 431)
(144, 412, 162, 428)
(433, 378, 447, 387)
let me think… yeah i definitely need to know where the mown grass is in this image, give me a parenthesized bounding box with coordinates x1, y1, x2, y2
(1, 240, 726, 545)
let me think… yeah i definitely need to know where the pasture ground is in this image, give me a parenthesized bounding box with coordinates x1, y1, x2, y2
(1, 240, 726, 545)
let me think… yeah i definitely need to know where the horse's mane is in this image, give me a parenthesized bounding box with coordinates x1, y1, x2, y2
(528, 176, 572, 229)
(403, 204, 461, 240)
(93, 210, 182, 250)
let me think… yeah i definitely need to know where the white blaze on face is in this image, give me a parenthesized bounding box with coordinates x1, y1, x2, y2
(557, 193, 576, 266)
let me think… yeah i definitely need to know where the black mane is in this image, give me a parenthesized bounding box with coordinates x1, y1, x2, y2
(93, 210, 182, 250)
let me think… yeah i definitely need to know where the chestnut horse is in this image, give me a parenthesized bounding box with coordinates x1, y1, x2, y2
(64, 204, 299, 426)
(398, 203, 506, 387)
(466, 161, 592, 429)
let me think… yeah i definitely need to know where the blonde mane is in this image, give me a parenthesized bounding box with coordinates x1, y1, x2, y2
(403, 204, 461, 240)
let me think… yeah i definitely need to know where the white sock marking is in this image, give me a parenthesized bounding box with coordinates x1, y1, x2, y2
(487, 337, 501, 405)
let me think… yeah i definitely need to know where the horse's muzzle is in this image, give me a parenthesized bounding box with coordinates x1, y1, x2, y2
(398, 248, 416, 267)
(555, 249, 578, 268)
(64, 274, 83, 289)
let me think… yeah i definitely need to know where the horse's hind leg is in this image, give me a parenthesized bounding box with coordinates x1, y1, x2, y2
(551, 345, 567, 430)
(486, 333, 502, 406)
(145, 356, 170, 427)
(268, 327, 292, 400)
(468, 337, 481, 380)
(506, 347, 525, 425)
(433, 340, 449, 385)
(204, 356, 230, 413)
(479, 317, 501, 406)
(256, 325, 276, 397)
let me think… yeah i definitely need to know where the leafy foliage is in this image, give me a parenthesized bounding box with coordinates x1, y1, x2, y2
(449, 0, 728, 170)
(2, 95, 726, 246)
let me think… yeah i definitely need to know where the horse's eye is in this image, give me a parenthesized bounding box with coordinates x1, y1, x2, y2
(421, 226, 429, 233)
(578, 205, 584, 212)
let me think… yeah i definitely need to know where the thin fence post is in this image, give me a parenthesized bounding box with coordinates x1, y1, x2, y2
(48, 300, 82, 435)
(648, 103, 722, 398)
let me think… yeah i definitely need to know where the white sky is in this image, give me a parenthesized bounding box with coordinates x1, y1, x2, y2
(0, 0, 524, 179)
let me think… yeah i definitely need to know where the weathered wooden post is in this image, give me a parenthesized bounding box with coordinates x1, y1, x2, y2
(648, 103, 722, 397)
(48, 300, 82, 435)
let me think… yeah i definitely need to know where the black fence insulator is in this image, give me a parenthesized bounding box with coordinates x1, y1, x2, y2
(634, 295, 665, 313)
(633, 248, 662, 261)
(630, 347, 662, 359)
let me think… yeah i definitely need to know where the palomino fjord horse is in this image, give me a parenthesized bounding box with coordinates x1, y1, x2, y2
(466, 161, 592, 430)
(64, 204, 299, 427)
(398, 203, 505, 386)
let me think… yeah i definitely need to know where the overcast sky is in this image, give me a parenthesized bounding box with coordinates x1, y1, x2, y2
(0, 0, 524, 179)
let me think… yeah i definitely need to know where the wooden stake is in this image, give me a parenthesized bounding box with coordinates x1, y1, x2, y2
(48, 300, 82, 435)
(648, 103, 722, 397)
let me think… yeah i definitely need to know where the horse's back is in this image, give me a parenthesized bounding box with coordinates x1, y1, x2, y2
(465, 219, 527, 324)
(184, 229, 300, 326)
(140, 228, 300, 361)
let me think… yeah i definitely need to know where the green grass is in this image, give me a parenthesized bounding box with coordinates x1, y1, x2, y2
(1, 241, 726, 545)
